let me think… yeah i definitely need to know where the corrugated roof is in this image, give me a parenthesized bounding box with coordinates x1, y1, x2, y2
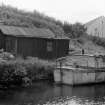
(0, 25, 56, 38)
(55, 35, 70, 39)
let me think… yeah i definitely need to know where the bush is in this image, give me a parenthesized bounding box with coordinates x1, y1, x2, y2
(23, 57, 55, 81)
(89, 36, 105, 47)
(0, 61, 27, 87)
(0, 57, 55, 88)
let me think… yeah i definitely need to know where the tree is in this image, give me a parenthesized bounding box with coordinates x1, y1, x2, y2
(63, 22, 87, 38)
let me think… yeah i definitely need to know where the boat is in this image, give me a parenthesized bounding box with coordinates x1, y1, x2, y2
(54, 54, 105, 85)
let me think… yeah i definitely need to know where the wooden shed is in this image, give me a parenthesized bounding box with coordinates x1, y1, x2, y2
(0, 25, 69, 59)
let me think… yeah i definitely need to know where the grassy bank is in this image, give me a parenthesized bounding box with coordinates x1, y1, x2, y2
(0, 57, 55, 88)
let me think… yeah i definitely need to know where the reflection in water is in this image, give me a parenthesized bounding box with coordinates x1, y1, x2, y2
(0, 82, 105, 105)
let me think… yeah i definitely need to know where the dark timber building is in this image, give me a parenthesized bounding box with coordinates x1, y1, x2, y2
(0, 25, 69, 59)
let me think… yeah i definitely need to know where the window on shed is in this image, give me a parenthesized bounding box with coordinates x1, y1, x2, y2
(47, 41, 53, 52)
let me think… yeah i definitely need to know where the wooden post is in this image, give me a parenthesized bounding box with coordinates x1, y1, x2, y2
(15, 38, 18, 56)
(60, 61, 63, 84)
(95, 56, 98, 68)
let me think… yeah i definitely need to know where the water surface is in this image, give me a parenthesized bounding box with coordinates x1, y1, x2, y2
(0, 81, 105, 105)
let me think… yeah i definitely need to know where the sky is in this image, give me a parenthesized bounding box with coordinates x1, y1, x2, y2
(0, 0, 105, 23)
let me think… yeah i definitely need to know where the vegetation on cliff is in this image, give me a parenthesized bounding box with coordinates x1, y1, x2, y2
(62, 22, 87, 38)
(0, 5, 91, 39)
(0, 5, 64, 37)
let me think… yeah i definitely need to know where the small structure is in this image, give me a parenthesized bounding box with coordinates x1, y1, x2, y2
(0, 25, 69, 59)
(54, 54, 105, 85)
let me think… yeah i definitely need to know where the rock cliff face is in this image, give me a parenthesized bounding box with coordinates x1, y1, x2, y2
(85, 16, 105, 37)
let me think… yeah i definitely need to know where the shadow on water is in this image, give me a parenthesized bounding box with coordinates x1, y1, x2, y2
(0, 81, 105, 105)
